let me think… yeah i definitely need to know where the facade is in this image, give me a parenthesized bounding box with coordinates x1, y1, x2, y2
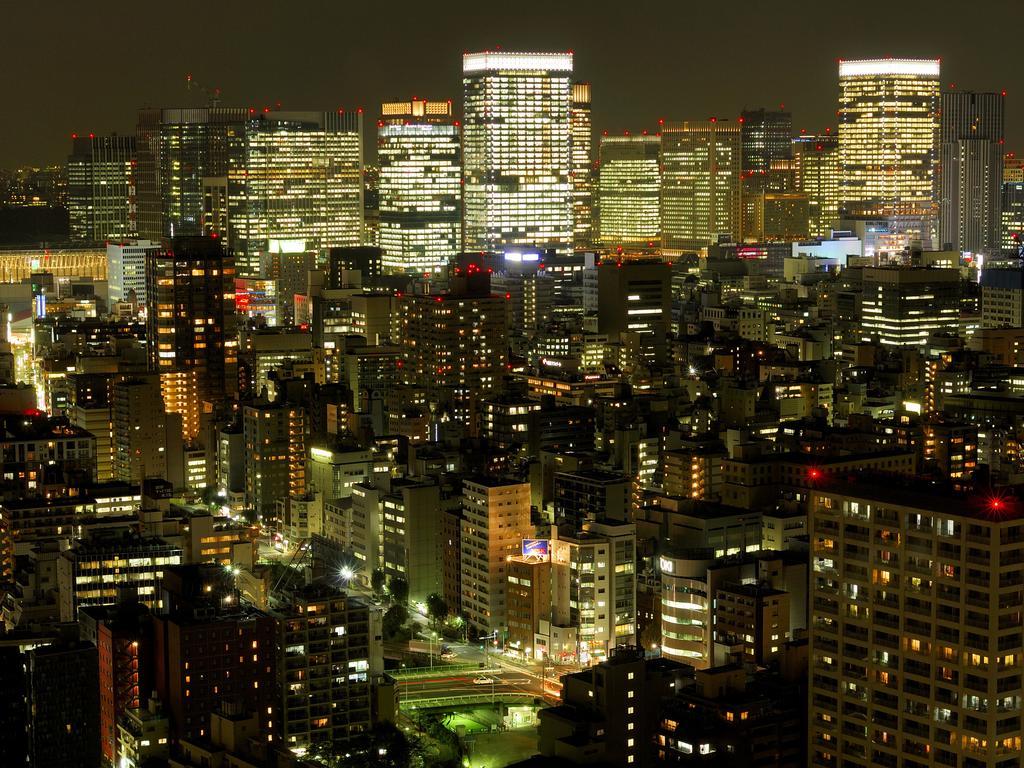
(135, 107, 248, 241)
(538, 646, 686, 768)
(661, 120, 743, 252)
(981, 268, 1024, 328)
(380, 480, 446, 604)
(26, 642, 101, 768)
(275, 584, 374, 750)
(571, 82, 595, 250)
(462, 51, 573, 255)
(67, 134, 136, 243)
(155, 604, 278, 743)
(1002, 181, 1024, 255)
(460, 476, 533, 634)
(553, 469, 630, 528)
(837, 59, 941, 248)
(145, 236, 237, 441)
(550, 521, 637, 665)
(243, 400, 307, 526)
(860, 266, 961, 347)
(598, 134, 662, 249)
(939, 90, 1005, 254)
(378, 98, 461, 275)
(398, 267, 508, 428)
(58, 533, 182, 621)
(107, 239, 159, 306)
(740, 108, 794, 238)
(228, 111, 363, 277)
(596, 259, 672, 365)
(793, 133, 840, 237)
(809, 481, 1024, 768)
(113, 376, 173, 484)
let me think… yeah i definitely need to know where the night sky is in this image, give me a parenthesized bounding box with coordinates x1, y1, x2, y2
(3, 0, 1022, 168)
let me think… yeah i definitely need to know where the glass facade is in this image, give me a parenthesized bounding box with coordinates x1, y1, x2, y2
(794, 133, 840, 237)
(378, 99, 461, 275)
(598, 134, 661, 248)
(67, 134, 136, 243)
(571, 82, 594, 250)
(661, 120, 742, 253)
(837, 59, 940, 247)
(462, 51, 573, 256)
(228, 111, 363, 278)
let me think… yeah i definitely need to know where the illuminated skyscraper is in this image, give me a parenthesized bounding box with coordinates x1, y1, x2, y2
(228, 111, 363, 277)
(462, 51, 573, 255)
(67, 134, 136, 242)
(740, 108, 793, 238)
(1003, 182, 1024, 255)
(598, 134, 662, 249)
(661, 119, 742, 253)
(146, 236, 237, 441)
(378, 98, 461, 275)
(837, 58, 940, 249)
(135, 107, 247, 241)
(939, 90, 1005, 254)
(793, 132, 840, 237)
(571, 82, 595, 250)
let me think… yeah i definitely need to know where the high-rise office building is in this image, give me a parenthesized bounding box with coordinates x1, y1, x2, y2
(67, 134, 136, 243)
(145, 236, 237, 441)
(1003, 181, 1024, 255)
(571, 82, 595, 250)
(228, 111, 364, 277)
(661, 120, 743, 253)
(378, 98, 461, 275)
(135, 107, 247, 241)
(741, 108, 793, 179)
(981, 268, 1024, 328)
(860, 266, 961, 347)
(837, 58, 941, 249)
(939, 90, 1005, 254)
(740, 108, 793, 238)
(598, 134, 662, 249)
(462, 51, 573, 255)
(398, 263, 508, 428)
(107, 239, 159, 306)
(809, 480, 1024, 768)
(794, 132, 840, 237)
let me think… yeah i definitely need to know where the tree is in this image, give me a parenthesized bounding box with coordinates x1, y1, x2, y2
(371, 569, 386, 597)
(388, 576, 409, 606)
(426, 592, 448, 629)
(382, 604, 409, 639)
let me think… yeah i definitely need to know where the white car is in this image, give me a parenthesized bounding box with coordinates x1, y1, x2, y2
(473, 675, 494, 685)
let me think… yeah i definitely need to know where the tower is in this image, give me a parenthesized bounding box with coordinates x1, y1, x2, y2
(67, 133, 136, 243)
(837, 58, 941, 250)
(661, 120, 743, 253)
(939, 89, 1005, 254)
(462, 51, 573, 255)
(571, 82, 595, 250)
(145, 236, 237, 441)
(378, 98, 461, 275)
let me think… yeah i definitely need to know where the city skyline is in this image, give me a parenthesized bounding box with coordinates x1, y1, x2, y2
(3, 0, 1023, 169)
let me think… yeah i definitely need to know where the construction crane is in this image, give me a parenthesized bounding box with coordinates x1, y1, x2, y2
(185, 73, 222, 106)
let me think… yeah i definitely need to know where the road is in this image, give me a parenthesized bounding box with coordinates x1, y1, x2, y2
(397, 668, 557, 706)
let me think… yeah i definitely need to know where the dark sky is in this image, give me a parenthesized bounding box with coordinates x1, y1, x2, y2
(3, 0, 1022, 169)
